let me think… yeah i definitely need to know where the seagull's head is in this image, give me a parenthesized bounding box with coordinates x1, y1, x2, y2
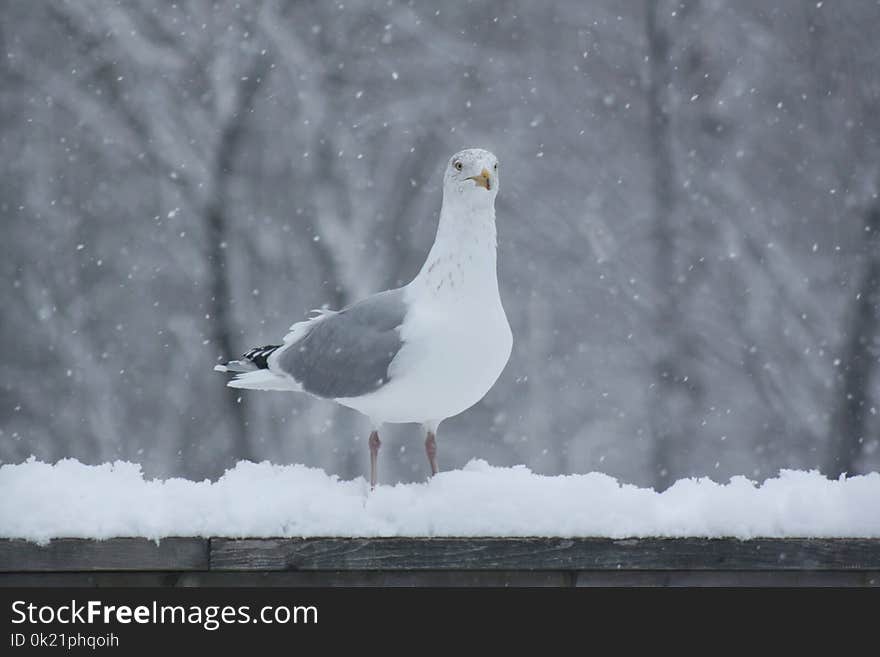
(443, 148, 499, 205)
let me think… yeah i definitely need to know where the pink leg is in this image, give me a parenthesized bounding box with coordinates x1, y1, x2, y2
(369, 430, 381, 490)
(425, 430, 438, 477)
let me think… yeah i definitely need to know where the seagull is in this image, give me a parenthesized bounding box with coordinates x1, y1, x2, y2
(215, 148, 512, 488)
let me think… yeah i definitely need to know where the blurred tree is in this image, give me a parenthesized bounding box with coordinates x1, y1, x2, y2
(202, 51, 270, 463)
(801, 4, 880, 477)
(644, 0, 706, 490)
(827, 204, 880, 477)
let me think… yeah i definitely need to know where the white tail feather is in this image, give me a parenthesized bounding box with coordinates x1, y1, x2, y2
(227, 370, 300, 391)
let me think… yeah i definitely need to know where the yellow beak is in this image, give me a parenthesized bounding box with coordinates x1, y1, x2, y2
(466, 168, 492, 190)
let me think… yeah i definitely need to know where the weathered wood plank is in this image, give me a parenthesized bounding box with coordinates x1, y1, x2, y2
(2, 569, 879, 587)
(0, 538, 209, 572)
(2, 538, 879, 574)
(575, 570, 880, 587)
(0, 571, 572, 587)
(209, 537, 880, 572)
(177, 570, 575, 587)
(0, 572, 189, 587)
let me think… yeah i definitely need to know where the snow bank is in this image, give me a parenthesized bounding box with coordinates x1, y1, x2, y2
(1, 458, 879, 543)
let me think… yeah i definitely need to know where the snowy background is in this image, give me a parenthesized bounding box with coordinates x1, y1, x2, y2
(2, 2, 880, 491)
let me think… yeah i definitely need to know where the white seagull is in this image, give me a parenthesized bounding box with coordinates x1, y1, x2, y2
(215, 148, 513, 488)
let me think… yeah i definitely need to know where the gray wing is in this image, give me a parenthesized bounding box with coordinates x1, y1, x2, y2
(275, 288, 407, 399)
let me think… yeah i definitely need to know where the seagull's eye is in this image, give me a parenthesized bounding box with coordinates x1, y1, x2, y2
(493, 163, 498, 170)
(454, 161, 463, 171)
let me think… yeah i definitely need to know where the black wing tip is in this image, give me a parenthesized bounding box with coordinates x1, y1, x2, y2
(241, 344, 282, 369)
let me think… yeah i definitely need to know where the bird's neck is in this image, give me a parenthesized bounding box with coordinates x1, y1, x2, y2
(413, 198, 499, 302)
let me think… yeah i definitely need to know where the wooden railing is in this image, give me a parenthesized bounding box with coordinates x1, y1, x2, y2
(2, 538, 879, 586)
